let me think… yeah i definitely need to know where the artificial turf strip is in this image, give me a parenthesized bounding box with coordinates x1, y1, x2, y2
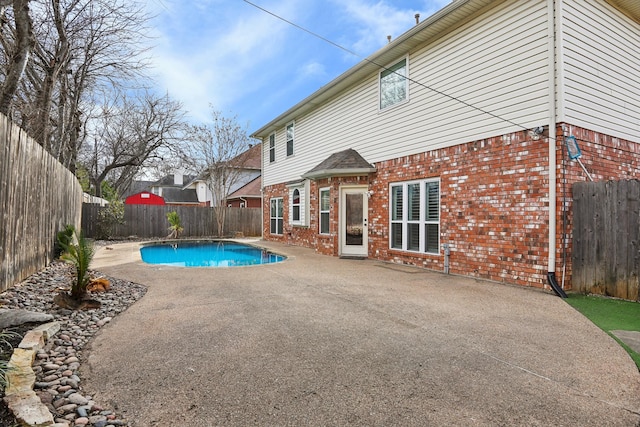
(565, 294, 640, 369)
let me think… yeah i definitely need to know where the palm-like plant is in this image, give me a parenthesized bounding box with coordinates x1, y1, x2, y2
(167, 211, 184, 239)
(59, 227, 95, 300)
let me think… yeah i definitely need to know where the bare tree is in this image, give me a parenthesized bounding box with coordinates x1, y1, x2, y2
(0, 0, 34, 115)
(1, 0, 151, 170)
(187, 109, 253, 237)
(80, 90, 186, 198)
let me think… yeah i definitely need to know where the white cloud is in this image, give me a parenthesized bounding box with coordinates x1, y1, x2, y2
(145, 0, 302, 123)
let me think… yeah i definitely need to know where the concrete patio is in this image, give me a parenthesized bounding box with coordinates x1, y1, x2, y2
(82, 240, 640, 426)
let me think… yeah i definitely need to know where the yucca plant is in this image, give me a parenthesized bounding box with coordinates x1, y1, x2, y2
(167, 211, 184, 239)
(59, 227, 95, 300)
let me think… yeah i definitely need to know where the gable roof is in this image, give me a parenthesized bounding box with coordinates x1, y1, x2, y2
(152, 174, 197, 187)
(228, 176, 262, 199)
(229, 144, 261, 170)
(302, 149, 376, 180)
(251, 0, 639, 139)
(161, 188, 199, 204)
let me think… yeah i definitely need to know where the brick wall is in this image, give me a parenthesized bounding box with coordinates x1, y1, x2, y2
(262, 124, 639, 290)
(555, 124, 640, 288)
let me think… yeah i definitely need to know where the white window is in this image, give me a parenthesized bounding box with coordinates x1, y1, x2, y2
(380, 58, 408, 110)
(269, 133, 275, 163)
(288, 180, 309, 226)
(292, 189, 301, 221)
(319, 187, 330, 234)
(390, 179, 439, 254)
(270, 198, 283, 235)
(286, 122, 294, 156)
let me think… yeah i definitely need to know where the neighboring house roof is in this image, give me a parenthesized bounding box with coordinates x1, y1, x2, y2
(302, 149, 376, 180)
(161, 188, 200, 204)
(122, 180, 153, 198)
(228, 176, 262, 200)
(229, 144, 261, 170)
(152, 174, 197, 187)
(251, 0, 639, 139)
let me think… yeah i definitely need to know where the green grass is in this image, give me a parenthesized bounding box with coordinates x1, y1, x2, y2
(566, 294, 640, 369)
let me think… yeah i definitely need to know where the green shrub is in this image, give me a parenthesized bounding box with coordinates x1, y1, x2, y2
(96, 198, 125, 240)
(55, 224, 75, 258)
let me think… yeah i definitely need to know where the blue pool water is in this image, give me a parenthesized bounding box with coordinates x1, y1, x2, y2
(140, 241, 285, 267)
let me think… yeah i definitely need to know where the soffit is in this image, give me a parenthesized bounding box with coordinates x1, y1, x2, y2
(251, 0, 497, 138)
(606, 0, 640, 23)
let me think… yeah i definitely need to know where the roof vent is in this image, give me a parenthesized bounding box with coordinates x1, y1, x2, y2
(387, 35, 392, 43)
(415, 13, 420, 25)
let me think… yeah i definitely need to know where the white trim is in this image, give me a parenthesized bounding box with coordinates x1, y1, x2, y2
(378, 55, 410, 112)
(389, 178, 440, 254)
(270, 197, 284, 235)
(288, 180, 309, 226)
(319, 187, 331, 235)
(269, 132, 276, 163)
(339, 185, 369, 257)
(286, 121, 295, 157)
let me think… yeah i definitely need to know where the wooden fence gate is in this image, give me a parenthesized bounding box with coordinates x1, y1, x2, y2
(572, 180, 639, 301)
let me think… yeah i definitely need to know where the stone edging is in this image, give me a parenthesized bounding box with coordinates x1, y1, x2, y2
(4, 321, 63, 427)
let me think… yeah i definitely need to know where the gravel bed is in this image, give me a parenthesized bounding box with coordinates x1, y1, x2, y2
(0, 261, 147, 427)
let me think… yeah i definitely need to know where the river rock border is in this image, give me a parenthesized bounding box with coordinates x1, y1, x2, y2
(1, 261, 147, 427)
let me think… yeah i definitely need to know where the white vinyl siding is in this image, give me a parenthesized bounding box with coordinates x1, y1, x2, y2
(262, 0, 550, 187)
(559, 0, 640, 142)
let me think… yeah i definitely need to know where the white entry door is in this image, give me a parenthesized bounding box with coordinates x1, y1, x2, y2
(340, 186, 368, 257)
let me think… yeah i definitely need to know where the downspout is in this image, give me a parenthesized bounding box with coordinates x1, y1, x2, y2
(259, 139, 264, 239)
(546, 0, 567, 298)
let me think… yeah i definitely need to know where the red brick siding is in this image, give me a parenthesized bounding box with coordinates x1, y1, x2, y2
(554, 124, 640, 288)
(263, 125, 639, 289)
(369, 130, 551, 288)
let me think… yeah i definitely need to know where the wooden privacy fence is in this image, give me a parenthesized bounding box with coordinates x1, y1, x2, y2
(0, 114, 83, 292)
(572, 180, 639, 301)
(82, 204, 262, 238)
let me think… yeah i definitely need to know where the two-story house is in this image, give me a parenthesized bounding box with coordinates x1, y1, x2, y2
(252, 0, 640, 292)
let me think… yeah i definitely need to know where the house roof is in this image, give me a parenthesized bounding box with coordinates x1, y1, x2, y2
(229, 144, 261, 170)
(228, 176, 262, 200)
(302, 149, 376, 180)
(161, 188, 200, 204)
(122, 180, 154, 198)
(152, 174, 197, 187)
(251, 0, 639, 139)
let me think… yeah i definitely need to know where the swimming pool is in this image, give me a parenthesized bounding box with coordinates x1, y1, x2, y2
(140, 241, 286, 267)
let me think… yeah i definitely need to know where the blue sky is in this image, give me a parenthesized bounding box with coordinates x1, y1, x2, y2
(144, 0, 451, 134)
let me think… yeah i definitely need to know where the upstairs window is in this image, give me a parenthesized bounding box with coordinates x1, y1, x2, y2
(269, 133, 275, 163)
(286, 122, 294, 156)
(380, 58, 408, 110)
